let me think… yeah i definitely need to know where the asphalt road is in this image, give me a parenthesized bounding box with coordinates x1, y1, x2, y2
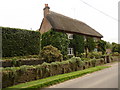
(48, 63, 118, 88)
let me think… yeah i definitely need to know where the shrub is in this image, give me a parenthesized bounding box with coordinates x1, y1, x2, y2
(112, 43, 120, 53)
(81, 58, 90, 61)
(2, 27, 40, 57)
(79, 53, 86, 58)
(40, 45, 63, 63)
(41, 30, 70, 57)
(88, 52, 102, 59)
(63, 55, 74, 60)
(111, 52, 119, 56)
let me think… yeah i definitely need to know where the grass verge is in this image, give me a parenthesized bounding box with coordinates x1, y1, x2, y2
(4, 65, 110, 89)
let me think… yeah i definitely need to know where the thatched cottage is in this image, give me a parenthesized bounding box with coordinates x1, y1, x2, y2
(39, 4, 103, 55)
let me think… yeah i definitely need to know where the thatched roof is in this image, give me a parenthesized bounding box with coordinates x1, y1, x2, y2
(46, 11, 103, 38)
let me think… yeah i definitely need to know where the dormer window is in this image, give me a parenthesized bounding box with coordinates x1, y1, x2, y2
(68, 34, 73, 39)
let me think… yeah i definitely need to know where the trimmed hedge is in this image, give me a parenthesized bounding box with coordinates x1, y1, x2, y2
(2, 27, 41, 57)
(2, 56, 118, 88)
(7, 66, 109, 89)
(2, 58, 44, 67)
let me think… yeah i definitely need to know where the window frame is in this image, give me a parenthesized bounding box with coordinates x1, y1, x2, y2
(68, 48, 74, 55)
(84, 36, 86, 41)
(68, 34, 73, 39)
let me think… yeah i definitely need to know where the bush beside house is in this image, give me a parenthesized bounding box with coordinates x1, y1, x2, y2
(40, 45, 63, 63)
(2, 27, 41, 57)
(41, 30, 70, 57)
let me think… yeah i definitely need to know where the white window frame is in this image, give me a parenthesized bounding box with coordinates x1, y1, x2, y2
(84, 36, 86, 41)
(68, 48, 73, 55)
(68, 34, 73, 39)
(94, 37, 97, 42)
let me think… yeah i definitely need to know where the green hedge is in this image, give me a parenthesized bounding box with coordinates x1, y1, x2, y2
(2, 27, 40, 57)
(2, 57, 108, 88)
(3, 56, 118, 88)
(6, 66, 109, 89)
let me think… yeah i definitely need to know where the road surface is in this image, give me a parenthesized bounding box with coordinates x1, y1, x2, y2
(48, 63, 118, 88)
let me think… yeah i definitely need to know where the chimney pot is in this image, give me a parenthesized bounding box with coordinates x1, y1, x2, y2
(45, 4, 48, 7)
(43, 4, 50, 17)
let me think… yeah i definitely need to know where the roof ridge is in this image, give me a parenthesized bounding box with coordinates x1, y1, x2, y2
(49, 11, 92, 28)
(50, 11, 74, 20)
(45, 10, 103, 38)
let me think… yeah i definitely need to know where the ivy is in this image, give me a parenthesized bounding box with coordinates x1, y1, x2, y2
(85, 37, 96, 52)
(74, 34, 85, 55)
(97, 40, 106, 54)
(69, 34, 85, 56)
(41, 29, 98, 58)
(41, 30, 70, 56)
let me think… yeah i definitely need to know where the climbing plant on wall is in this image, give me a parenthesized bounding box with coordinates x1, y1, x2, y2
(97, 40, 106, 54)
(85, 36, 96, 52)
(41, 29, 70, 56)
(69, 34, 85, 56)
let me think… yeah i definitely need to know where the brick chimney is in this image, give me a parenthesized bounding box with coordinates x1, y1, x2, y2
(43, 4, 50, 17)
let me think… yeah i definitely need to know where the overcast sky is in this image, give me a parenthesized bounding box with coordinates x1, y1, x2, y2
(0, 0, 119, 43)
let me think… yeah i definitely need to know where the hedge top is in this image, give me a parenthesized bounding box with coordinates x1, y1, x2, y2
(1, 26, 36, 32)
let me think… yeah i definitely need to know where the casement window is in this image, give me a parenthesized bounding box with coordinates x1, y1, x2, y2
(84, 36, 86, 41)
(94, 48, 98, 52)
(68, 48, 73, 55)
(68, 34, 73, 39)
(93, 37, 97, 42)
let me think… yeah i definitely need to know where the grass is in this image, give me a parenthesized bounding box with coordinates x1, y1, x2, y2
(4, 65, 110, 89)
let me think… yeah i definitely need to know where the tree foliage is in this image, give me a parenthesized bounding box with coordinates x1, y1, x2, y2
(106, 42, 112, 49)
(112, 42, 120, 53)
(97, 40, 106, 54)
